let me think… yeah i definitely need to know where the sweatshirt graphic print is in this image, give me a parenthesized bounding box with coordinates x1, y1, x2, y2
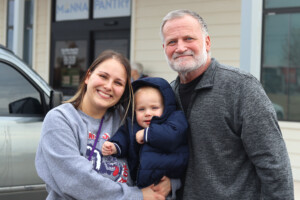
(85, 131, 129, 183)
(77, 109, 131, 185)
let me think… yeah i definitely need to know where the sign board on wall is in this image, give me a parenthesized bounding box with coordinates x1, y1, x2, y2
(56, 0, 131, 21)
(93, 0, 131, 18)
(56, 0, 89, 21)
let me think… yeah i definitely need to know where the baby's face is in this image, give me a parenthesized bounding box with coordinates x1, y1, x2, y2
(135, 87, 164, 128)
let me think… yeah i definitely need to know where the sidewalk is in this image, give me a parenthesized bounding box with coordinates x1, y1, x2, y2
(295, 181, 300, 200)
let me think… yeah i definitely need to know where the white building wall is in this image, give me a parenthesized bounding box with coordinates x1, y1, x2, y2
(0, 0, 7, 45)
(131, 0, 241, 82)
(280, 122, 300, 181)
(32, 0, 51, 82)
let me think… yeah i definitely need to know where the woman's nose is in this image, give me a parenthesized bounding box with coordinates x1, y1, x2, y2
(104, 80, 113, 90)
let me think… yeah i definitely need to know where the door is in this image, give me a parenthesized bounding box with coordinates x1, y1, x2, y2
(93, 30, 130, 59)
(0, 61, 47, 199)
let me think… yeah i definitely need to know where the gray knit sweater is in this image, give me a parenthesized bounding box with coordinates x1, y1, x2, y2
(173, 58, 294, 200)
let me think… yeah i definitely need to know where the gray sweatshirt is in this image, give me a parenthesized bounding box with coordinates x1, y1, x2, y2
(35, 103, 143, 200)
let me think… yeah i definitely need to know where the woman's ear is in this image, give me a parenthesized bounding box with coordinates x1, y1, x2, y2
(84, 72, 91, 84)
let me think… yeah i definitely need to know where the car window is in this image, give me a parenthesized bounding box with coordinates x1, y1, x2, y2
(0, 62, 43, 115)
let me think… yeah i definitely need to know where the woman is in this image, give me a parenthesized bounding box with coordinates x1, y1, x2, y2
(35, 50, 169, 200)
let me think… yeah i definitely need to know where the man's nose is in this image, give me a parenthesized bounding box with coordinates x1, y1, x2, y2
(175, 40, 187, 53)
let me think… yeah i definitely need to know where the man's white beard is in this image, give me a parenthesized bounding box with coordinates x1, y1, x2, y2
(166, 44, 207, 76)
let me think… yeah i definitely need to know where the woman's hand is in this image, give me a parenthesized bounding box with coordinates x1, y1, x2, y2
(142, 185, 165, 200)
(152, 176, 171, 197)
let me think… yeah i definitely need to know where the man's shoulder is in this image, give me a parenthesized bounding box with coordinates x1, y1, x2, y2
(213, 60, 255, 81)
(170, 77, 180, 91)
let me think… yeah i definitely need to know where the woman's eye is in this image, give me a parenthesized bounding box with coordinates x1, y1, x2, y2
(99, 74, 107, 79)
(115, 81, 123, 86)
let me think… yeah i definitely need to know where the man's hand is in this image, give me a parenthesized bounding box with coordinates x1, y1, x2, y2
(101, 141, 117, 156)
(152, 176, 171, 197)
(136, 129, 145, 144)
(142, 184, 165, 200)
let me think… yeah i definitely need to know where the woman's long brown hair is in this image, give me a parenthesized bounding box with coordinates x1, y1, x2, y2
(65, 50, 134, 121)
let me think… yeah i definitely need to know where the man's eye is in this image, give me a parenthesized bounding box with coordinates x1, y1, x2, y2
(168, 41, 176, 45)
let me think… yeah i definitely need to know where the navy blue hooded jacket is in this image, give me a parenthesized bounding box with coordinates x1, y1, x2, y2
(109, 77, 189, 188)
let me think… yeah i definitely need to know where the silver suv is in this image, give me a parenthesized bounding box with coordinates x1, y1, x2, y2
(0, 45, 62, 199)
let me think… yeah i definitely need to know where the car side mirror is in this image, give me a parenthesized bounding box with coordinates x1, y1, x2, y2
(9, 97, 43, 114)
(50, 90, 63, 109)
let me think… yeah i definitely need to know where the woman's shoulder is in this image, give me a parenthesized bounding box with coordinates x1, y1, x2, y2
(48, 102, 75, 114)
(45, 103, 79, 121)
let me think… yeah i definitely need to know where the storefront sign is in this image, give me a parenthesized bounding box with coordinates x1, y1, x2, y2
(56, 0, 89, 21)
(93, 0, 131, 18)
(61, 48, 79, 67)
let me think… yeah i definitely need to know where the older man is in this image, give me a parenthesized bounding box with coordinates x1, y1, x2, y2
(161, 9, 294, 200)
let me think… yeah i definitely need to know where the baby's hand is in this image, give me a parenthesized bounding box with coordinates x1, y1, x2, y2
(102, 141, 117, 156)
(136, 129, 145, 144)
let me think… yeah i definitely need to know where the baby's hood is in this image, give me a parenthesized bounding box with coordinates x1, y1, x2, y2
(132, 77, 177, 118)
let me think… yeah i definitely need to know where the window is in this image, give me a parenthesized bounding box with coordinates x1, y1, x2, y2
(0, 62, 42, 115)
(6, 0, 34, 67)
(6, 0, 14, 51)
(23, 0, 34, 67)
(265, 0, 300, 8)
(262, 1, 300, 121)
(53, 40, 87, 96)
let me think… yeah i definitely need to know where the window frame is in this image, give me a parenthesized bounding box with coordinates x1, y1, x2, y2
(261, 1, 300, 122)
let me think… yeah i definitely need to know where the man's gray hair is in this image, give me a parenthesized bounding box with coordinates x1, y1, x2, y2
(160, 9, 209, 42)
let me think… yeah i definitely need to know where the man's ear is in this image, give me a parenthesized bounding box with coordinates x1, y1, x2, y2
(205, 35, 211, 52)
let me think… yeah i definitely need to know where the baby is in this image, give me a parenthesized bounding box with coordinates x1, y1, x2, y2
(102, 77, 189, 190)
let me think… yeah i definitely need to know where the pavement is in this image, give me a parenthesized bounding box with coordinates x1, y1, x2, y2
(295, 181, 300, 199)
